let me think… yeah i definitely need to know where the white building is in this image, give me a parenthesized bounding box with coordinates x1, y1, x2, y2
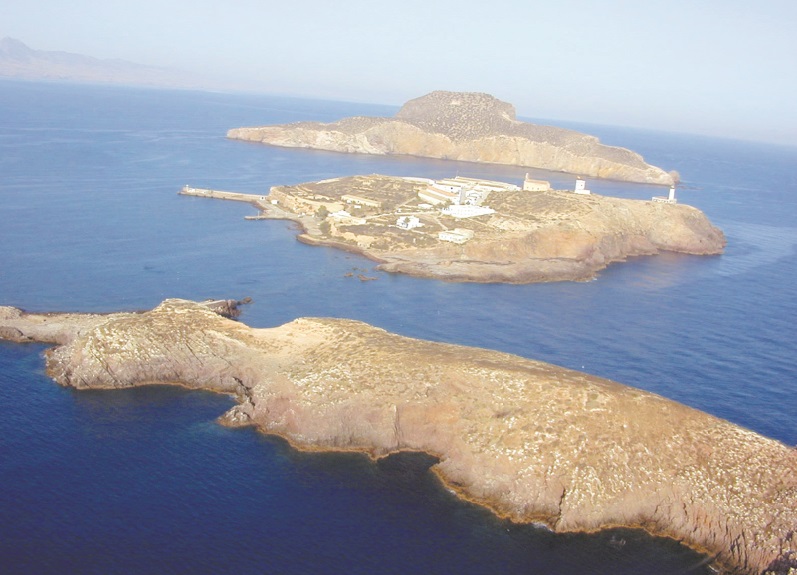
(652, 187, 678, 204)
(342, 194, 381, 208)
(438, 228, 475, 244)
(418, 176, 519, 206)
(451, 176, 520, 192)
(441, 205, 496, 218)
(419, 185, 461, 205)
(330, 210, 367, 225)
(574, 178, 591, 195)
(523, 174, 551, 191)
(396, 215, 423, 229)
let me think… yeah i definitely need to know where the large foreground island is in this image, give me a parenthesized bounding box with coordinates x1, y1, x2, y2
(1, 299, 794, 575)
(228, 91, 675, 185)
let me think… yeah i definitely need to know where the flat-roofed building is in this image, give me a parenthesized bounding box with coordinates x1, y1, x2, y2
(438, 228, 475, 244)
(419, 185, 459, 205)
(523, 174, 551, 191)
(396, 215, 423, 229)
(441, 205, 496, 218)
(452, 176, 520, 192)
(342, 194, 381, 208)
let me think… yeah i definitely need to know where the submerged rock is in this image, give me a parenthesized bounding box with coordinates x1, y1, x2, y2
(2, 298, 794, 574)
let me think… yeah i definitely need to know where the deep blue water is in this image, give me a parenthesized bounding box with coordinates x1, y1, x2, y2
(1, 79, 795, 574)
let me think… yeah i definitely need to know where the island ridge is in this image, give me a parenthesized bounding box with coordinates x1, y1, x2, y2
(227, 91, 676, 185)
(1, 299, 794, 575)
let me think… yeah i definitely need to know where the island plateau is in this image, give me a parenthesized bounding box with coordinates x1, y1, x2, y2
(181, 173, 725, 283)
(227, 91, 675, 185)
(1, 299, 794, 575)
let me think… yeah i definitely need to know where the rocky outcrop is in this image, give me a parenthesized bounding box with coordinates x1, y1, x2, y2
(259, 175, 726, 284)
(228, 91, 674, 185)
(369, 190, 726, 283)
(2, 299, 794, 574)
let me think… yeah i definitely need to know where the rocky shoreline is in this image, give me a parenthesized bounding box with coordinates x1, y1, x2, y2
(1, 299, 794, 575)
(261, 177, 726, 284)
(228, 91, 676, 185)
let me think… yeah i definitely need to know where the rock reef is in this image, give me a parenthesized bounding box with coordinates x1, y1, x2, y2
(2, 299, 795, 575)
(228, 91, 675, 185)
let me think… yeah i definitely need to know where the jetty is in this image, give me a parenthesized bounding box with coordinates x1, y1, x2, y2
(179, 185, 266, 204)
(180, 185, 311, 227)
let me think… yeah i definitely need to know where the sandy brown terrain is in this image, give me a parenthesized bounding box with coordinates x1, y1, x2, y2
(2, 299, 794, 574)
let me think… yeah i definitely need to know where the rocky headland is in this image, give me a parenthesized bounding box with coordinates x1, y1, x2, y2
(234, 174, 726, 283)
(1, 298, 794, 575)
(227, 91, 675, 185)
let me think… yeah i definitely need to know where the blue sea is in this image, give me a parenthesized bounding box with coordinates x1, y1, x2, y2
(1, 79, 795, 574)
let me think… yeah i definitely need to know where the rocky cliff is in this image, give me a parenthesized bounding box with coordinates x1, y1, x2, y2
(260, 175, 725, 284)
(2, 299, 794, 575)
(370, 189, 725, 283)
(228, 91, 675, 185)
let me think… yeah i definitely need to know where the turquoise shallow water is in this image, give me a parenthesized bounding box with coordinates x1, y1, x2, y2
(1, 79, 795, 573)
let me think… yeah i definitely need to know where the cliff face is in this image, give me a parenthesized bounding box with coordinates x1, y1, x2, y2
(2, 299, 795, 575)
(376, 190, 725, 283)
(227, 91, 674, 185)
(285, 179, 725, 284)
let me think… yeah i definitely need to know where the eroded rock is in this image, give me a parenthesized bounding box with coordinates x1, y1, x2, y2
(1, 298, 794, 574)
(228, 91, 674, 185)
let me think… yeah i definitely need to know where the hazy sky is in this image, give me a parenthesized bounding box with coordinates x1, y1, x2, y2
(2, 0, 796, 144)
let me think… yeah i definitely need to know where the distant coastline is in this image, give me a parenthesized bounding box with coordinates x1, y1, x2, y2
(0, 37, 205, 90)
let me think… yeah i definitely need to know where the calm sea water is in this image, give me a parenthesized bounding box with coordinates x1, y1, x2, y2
(1, 79, 795, 574)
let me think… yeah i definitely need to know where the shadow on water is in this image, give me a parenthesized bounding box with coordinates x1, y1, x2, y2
(0, 353, 714, 575)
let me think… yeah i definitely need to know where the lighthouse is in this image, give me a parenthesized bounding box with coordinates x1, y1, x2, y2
(574, 178, 591, 195)
(652, 186, 678, 204)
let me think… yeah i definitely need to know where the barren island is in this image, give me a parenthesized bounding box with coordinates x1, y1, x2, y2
(227, 91, 677, 185)
(1, 299, 794, 575)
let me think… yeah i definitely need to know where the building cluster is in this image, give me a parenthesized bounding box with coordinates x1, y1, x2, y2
(418, 176, 519, 207)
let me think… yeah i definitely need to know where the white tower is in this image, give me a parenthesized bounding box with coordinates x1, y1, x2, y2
(574, 178, 591, 195)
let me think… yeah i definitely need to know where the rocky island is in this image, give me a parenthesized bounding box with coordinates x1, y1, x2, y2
(1, 298, 794, 575)
(182, 173, 725, 283)
(227, 91, 676, 185)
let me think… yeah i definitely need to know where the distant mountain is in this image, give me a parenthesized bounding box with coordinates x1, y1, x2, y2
(0, 37, 203, 89)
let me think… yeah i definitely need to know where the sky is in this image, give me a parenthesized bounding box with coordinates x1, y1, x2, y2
(2, 0, 796, 145)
